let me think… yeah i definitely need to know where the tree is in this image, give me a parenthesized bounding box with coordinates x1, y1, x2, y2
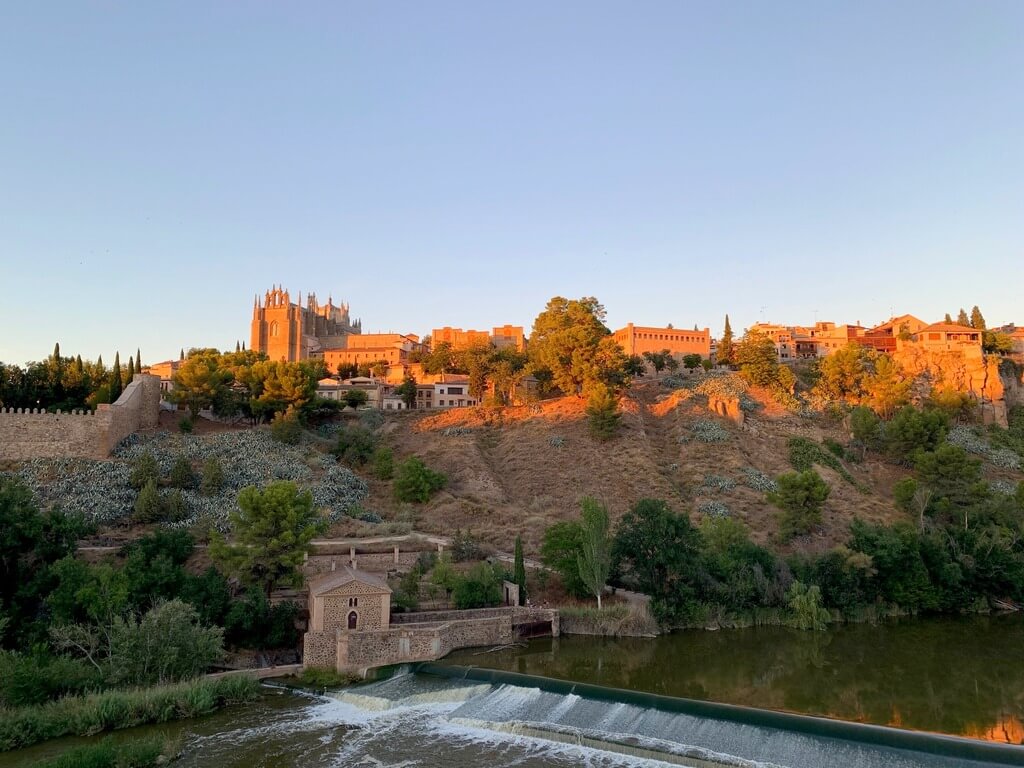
(169, 455, 194, 489)
(970, 306, 986, 330)
(816, 343, 870, 402)
(769, 470, 830, 540)
(944, 313, 953, 324)
(529, 296, 625, 397)
(643, 350, 670, 374)
(513, 535, 527, 606)
(612, 499, 703, 624)
(983, 331, 1013, 354)
(393, 457, 446, 503)
(576, 498, 611, 609)
(126, 355, 135, 383)
(109, 352, 123, 402)
(866, 354, 911, 419)
(395, 375, 418, 409)
(373, 447, 394, 480)
(133, 480, 164, 524)
(718, 315, 735, 366)
(209, 482, 326, 596)
(129, 450, 160, 490)
(957, 308, 970, 327)
(682, 353, 702, 371)
(540, 521, 586, 597)
(623, 355, 646, 377)
(736, 330, 782, 387)
(171, 353, 233, 419)
(342, 388, 369, 410)
(787, 581, 830, 630)
(333, 425, 377, 466)
(914, 444, 985, 522)
(136, 348, 142, 370)
(585, 384, 621, 441)
(452, 563, 503, 609)
(431, 554, 458, 603)
(200, 458, 224, 496)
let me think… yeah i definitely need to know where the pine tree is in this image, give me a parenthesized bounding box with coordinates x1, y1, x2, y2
(718, 315, 735, 366)
(127, 355, 135, 382)
(110, 352, 123, 401)
(513, 535, 527, 606)
(970, 306, 986, 331)
(944, 313, 953, 324)
(957, 308, 970, 327)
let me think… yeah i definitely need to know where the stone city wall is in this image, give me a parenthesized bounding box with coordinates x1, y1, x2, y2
(0, 374, 161, 461)
(304, 551, 421, 577)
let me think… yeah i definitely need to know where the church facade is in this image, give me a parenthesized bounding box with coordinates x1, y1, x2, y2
(250, 286, 362, 362)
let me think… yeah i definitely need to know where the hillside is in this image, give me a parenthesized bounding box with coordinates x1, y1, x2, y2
(362, 375, 1023, 555)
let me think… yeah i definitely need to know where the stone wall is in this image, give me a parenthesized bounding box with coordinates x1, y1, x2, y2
(0, 374, 161, 461)
(305, 551, 421, 577)
(302, 608, 534, 673)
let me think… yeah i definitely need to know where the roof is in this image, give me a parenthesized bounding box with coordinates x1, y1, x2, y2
(869, 314, 926, 333)
(919, 323, 981, 333)
(309, 567, 391, 596)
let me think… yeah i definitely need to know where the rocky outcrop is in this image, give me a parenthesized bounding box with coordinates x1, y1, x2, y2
(708, 395, 744, 426)
(893, 347, 1008, 426)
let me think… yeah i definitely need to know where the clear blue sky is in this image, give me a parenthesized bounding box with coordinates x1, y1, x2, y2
(1, 2, 1021, 365)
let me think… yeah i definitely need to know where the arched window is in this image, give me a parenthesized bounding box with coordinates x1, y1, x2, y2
(270, 321, 279, 337)
(347, 611, 357, 630)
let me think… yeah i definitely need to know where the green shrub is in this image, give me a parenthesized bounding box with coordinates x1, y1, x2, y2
(270, 410, 303, 445)
(297, 666, 358, 690)
(333, 426, 377, 466)
(788, 437, 854, 484)
(169, 455, 195, 489)
(0, 651, 100, 708)
(129, 451, 160, 490)
(373, 447, 394, 480)
(200, 457, 224, 496)
(787, 581, 831, 630)
(393, 457, 446, 503)
(0, 675, 259, 752)
(585, 385, 621, 441)
(178, 416, 194, 434)
(769, 470, 831, 541)
(452, 563, 503, 609)
(133, 480, 163, 523)
(35, 735, 173, 768)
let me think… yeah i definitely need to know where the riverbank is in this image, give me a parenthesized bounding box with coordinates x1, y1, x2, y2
(0, 675, 260, 752)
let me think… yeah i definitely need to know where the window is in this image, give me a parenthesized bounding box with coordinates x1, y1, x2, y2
(270, 321, 279, 337)
(448, 387, 463, 395)
(347, 597, 359, 607)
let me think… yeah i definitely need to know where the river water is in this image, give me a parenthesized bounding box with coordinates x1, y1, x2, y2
(2, 616, 1022, 767)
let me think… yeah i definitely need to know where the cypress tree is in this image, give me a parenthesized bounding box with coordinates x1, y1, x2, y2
(235, 340, 241, 352)
(180, 348, 185, 361)
(944, 313, 953, 324)
(957, 308, 970, 327)
(127, 355, 135, 382)
(718, 315, 735, 366)
(136, 348, 142, 370)
(52, 342, 61, 362)
(513, 535, 527, 606)
(110, 352, 123, 401)
(970, 306, 986, 331)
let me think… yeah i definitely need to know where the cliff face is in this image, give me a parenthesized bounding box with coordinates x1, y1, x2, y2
(893, 347, 1008, 426)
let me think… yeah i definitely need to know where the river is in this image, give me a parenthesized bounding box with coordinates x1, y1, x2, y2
(2, 615, 1022, 767)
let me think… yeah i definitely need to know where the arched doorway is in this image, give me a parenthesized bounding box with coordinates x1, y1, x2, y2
(347, 611, 357, 630)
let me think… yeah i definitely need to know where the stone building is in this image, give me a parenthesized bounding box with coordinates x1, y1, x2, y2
(250, 287, 362, 362)
(612, 323, 711, 360)
(431, 325, 527, 352)
(307, 568, 391, 634)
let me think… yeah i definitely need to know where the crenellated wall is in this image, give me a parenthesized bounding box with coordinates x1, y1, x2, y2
(0, 374, 161, 461)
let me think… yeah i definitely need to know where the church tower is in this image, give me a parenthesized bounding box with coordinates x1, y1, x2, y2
(251, 286, 305, 361)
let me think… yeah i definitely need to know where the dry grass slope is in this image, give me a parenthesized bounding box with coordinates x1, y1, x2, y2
(366, 380, 928, 554)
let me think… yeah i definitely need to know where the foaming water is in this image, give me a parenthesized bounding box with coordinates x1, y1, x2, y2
(3, 673, 1010, 768)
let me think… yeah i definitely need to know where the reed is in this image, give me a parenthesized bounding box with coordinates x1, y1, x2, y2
(34, 736, 175, 768)
(0, 675, 260, 752)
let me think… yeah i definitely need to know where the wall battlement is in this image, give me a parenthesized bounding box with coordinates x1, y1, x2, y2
(0, 374, 161, 461)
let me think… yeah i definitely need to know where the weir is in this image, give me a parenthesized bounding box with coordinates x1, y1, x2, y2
(370, 664, 1024, 768)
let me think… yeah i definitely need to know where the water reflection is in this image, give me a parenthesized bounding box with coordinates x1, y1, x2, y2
(444, 615, 1024, 743)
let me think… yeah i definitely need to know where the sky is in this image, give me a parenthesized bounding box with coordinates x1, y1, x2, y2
(1, 1, 1022, 365)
